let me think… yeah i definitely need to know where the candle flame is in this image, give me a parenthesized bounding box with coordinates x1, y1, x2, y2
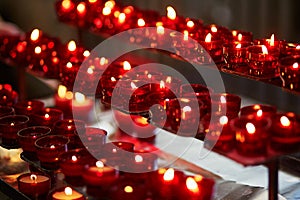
(235, 43, 242, 49)
(30, 29, 40, 41)
(58, 85, 67, 98)
(262, 45, 268, 55)
(131, 82, 138, 89)
(67, 40, 76, 52)
(100, 57, 108, 65)
(83, 50, 90, 57)
(157, 25, 165, 35)
(64, 187, 73, 196)
(166, 6, 176, 20)
(270, 34, 275, 46)
(96, 160, 104, 168)
(220, 95, 226, 104)
(88, 0, 97, 3)
(87, 66, 94, 74)
(205, 33, 212, 43)
(27, 105, 32, 110)
(34, 46, 42, 54)
(187, 20, 194, 28)
(10, 122, 14, 126)
(77, 2, 86, 15)
(102, 6, 111, 15)
(30, 174, 37, 183)
(105, 0, 115, 9)
(160, 80, 165, 89)
(123, 61, 131, 70)
(111, 77, 116, 82)
(124, 186, 133, 193)
(280, 116, 291, 127)
(50, 145, 55, 149)
(293, 62, 299, 69)
(137, 18, 145, 27)
(71, 155, 77, 162)
(75, 92, 86, 104)
(253, 105, 261, 110)
(186, 177, 199, 193)
(232, 30, 237, 37)
(296, 45, 300, 50)
(246, 123, 256, 134)
(163, 168, 175, 181)
(45, 114, 50, 119)
(237, 33, 243, 41)
(62, 0, 72, 10)
(118, 13, 126, 24)
(166, 76, 172, 83)
(66, 62, 72, 68)
(135, 155, 143, 163)
(219, 116, 228, 125)
(256, 109, 263, 117)
(211, 25, 217, 33)
(183, 30, 189, 41)
(123, 6, 134, 14)
(183, 106, 192, 112)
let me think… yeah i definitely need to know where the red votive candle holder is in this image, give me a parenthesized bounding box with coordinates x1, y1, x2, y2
(254, 34, 284, 51)
(279, 55, 300, 90)
(18, 173, 51, 199)
(30, 108, 63, 127)
(59, 148, 95, 177)
(13, 100, 45, 115)
(130, 150, 158, 172)
(82, 160, 118, 187)
(280, 42, 300, 58)
(180, 83, 211, 97)
(72, 92, 94, 123)
(229, 30, 253, 42)
(270, 112, 300, 153)
(223, 41, 253, 70)
(0, 115, 29, 148)
(17, 126, 51, 158)
(179, 175, 215, 200)
(240, 104, 277, 118)
(50, 186, 85, 200)
(100, 74, 120, 104)
(0, 106, 15, 117)
(246, 45, 280, 78)
(210, 93, 241, 119)
(0, 84, 18, 106)
(204, 113, 236, 152)
(81, 127, 107, 155)
(231, 115, 271, 156)
(54, 85, 73, 118)
(35, 135, 69, 169)
(198, 33, 223, 64)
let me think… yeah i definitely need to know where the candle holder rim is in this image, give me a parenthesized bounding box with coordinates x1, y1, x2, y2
(34, 135, 70, 149)
(17, 126, 51, 137)
(0, 114, 29, 125)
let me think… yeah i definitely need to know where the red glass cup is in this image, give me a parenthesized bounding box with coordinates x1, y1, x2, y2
(130, 150, 158, 172)
(14, 100, 45, 115)
(0, 106, 15, 117)
(229, 30, 253, 42)
(240, 104, 277, 118)
(0, 115, 29, 148)
(210, 93, 241, 119)
(280, 42, 300, 58)
(17, 173, 51, 199)
(0, 84, 18, 106)
(17, 126, 51, 158)
(81, 127, 107, 155)
(180, 83, 211, 97)
(198, 39, 223, 64)
(231, 115, 271, 156)
(270, 112, 300, 153)
(50, 186, 85, 200)
(35, 135, 70, 169)
(279, 55, 300, 90)
(246, 45, 280, 78)
(30, 108, 63, 127)
(222, 41, 253, 70)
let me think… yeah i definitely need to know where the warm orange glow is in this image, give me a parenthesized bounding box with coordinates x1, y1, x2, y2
(246, 123, 256, 134)
(232, 30, 237, 36)
(102, 7, 112, 15)
(211, 25, 217, 33)
(118, 13, 126, 24)
(166, 6, 176, 20)
(219, 116, 228, 125)
(123, 61, 131, 70)
(96, 161, 104, 168)
(183, 30, 189, 41)
(88, 0, 97, 3)
(77, 2, 86, 15)
(124, 186, 133, 193)
(293, 62, 299, 69)
(64, 187, 73, 196)
(157, 25, 165, 35)
(296, 45, 300, 50)
(114, 10, 120, 18)
(100, 57, 108, 65)
(280, 116, 291, 127)
(160, 80, 165, 89)
(67, 40, 76, 52)
(71, 155, 77, 162)
(58, 85, 67, 98)
(137, 18, 145, 27)
(269, 34, 275, 46)
(123, 6, 134, 14)
(83, 50, 90, 57)
(66, 62, 72, 68)
(262, 45, 268, 55)
(44, 114, 50, 119)
(134, 155, 143, 163)
(75, 92, 86, 104)
(253, 105, 261, 110)
(237, 33, 243, 41)
(187, 20, 194, 28)
(235, 43, 242, 49)
(186, 177, 199, 193)
(256, 109, 263, 117)
(205, 33, 212, 43)
(34, 46, 42, 54)
(62, 0, 72, 10)
(30, 29, 40, 41)
(163, 168, 175, 181)
(220, 95, 226, 104)
(105, 0, 115, 9)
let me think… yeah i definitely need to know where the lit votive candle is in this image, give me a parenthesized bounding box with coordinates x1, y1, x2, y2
(82, 160, 118, 187)
(0, 84, 18, 106)
(81, 127, 107, 155)
(35, 135, 69, 169)
(18, 173, 51, 199)
(30, 108, 63, 127)
(72, 92, 94, 123)
(13, 100, 45, 115)
(198, 33, 223, 64)
(279, 55, 300, 90)
(254, 34, 284, 51)
(51, 186, 84, 200)
(0, 115, 29, 148)
(54, 85, 73, 118)
(231, 115, 271, 156)
(210, 93, 241, 119)
(270, 112, 300, 153)
(240, 104, 277, 118)
(280, 42, 300, 58)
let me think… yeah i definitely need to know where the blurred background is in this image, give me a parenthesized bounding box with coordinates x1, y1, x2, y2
(0, 0, 299, 46)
